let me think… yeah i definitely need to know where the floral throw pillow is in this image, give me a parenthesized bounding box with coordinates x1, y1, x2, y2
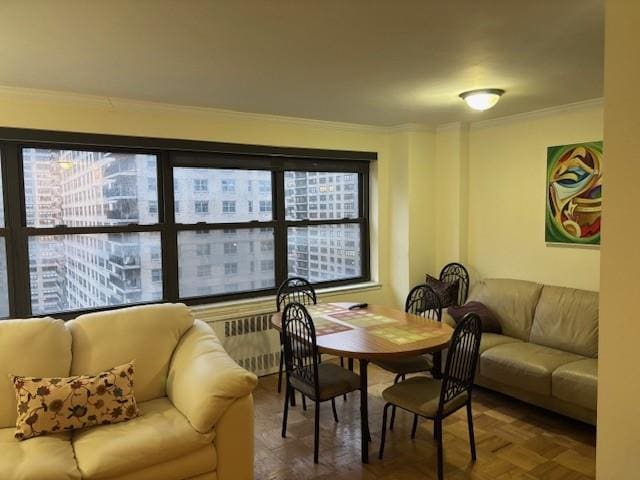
(10, 362, 139, 441)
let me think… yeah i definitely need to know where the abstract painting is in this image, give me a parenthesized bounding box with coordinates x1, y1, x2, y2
(546, 141, 603, 245)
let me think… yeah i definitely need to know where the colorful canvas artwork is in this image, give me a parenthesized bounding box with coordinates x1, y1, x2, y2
(546, 141, 603, 245)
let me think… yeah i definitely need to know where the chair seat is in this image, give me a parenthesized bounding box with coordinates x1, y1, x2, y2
(382, 376, 468, 418)
(290, 363, 360, 401)
(373, 354, 434, 375)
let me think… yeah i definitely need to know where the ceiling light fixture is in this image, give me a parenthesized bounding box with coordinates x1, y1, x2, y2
(459, 88, 505, 111)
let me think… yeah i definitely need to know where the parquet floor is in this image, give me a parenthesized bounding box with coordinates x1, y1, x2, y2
(254, 363, 596, 479)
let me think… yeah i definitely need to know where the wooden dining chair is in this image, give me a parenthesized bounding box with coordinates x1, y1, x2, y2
(276, 277, 317, 395)
(378, 313, 482, 480)
(281, 302, 361, 463)
(372, 284, 443, 429)
(439, 262, 470, 306)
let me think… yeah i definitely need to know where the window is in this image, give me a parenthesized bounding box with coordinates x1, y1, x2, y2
(193, 179, 208, 192)
(222, 201, 236, 214)
(0, 129, 370, 317)
(285, 171, 364, 283)
(221, 179, 235, 193)
(194, 200, 209, 214)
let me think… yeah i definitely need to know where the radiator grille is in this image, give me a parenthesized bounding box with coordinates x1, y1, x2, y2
(205, 310, 281, 377)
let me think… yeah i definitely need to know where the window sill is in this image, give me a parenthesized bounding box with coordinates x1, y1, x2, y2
(190, 281, 382, 321)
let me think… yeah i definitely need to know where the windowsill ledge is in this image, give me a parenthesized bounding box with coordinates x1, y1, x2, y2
(190, 281, 383, 321)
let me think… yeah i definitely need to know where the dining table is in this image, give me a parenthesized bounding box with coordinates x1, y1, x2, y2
(270, 302, 454, 464)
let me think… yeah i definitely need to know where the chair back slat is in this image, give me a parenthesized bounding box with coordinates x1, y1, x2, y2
(277, 277, 317, 311)
(282, 302, 320, 395)
(439, 262, 470, 306)
(438, 313, 482, 410)
(405, 284, 442, 321)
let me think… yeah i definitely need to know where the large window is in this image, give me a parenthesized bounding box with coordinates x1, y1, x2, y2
(0, 129, 373, 318)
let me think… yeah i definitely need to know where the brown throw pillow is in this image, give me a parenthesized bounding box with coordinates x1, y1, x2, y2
(448, 301, 502, 334)
(10, 362, 139, 441)
(425, 274, 460, 308)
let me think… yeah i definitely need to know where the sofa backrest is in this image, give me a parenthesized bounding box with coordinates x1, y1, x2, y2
(0, 317, 72, 428)
(67, 303, 194, 403)
(529, 285, 599, 357)
(468, 278, 543, 341)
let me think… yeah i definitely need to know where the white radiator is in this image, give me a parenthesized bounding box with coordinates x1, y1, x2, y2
(192, 302, 281, 377)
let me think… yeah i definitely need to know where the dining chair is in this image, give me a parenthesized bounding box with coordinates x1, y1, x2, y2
(372, 283, 443, 431)
(281, 302, 361, 463)
(276, 277, 317, 395)
(378, 313, 482, 480)
(439, 262, 470, 306)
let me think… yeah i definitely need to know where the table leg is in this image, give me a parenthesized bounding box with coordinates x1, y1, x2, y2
(348, 358, 354, 371)
(359, 358, 370, 464)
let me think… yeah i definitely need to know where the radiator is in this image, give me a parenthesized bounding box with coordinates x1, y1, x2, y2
(194, 304, 281, 377)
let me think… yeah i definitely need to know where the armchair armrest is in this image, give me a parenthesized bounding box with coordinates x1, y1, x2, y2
(167, 320, 258, 433)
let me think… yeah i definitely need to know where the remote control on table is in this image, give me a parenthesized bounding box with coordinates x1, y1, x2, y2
(348, 303, 368, 310)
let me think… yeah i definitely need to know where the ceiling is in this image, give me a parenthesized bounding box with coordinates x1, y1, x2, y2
(0, 0, 604, 126)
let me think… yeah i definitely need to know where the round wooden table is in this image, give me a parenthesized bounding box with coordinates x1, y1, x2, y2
(270, 302, 454, 463)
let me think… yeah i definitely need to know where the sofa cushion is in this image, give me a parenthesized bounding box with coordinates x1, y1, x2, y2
(480, 342, 583, 396)
(530, 286, 599, 357)
(72, 397, 215, 480)
(0, 428, 81, 480)
(479, 333, 522, 355)
(0, 317, 72, 428)
(552, 359, 598, 411)
(468, 279, 543, 341)
(68, 303, 194, 403)
(11, 362, 139, 440)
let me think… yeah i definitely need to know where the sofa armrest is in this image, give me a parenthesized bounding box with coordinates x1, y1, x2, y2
(442, 311, 457, 328)
(167, 320, 257, 433)
(215, 394, 254, 480)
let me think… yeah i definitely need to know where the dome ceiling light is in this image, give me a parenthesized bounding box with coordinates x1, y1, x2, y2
(459, 88, 505, 111)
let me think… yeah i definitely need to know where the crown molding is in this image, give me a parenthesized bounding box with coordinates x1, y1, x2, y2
(0, 85, 391, 134)
(469, 97, 604, 130)
(385, 122, 435, 133)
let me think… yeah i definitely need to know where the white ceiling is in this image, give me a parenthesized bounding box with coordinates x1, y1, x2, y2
(0, 0, 603, 126)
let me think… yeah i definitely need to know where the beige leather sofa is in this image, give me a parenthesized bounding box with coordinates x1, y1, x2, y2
(444, 278, 598, 425)
(0, 303, 257, 480)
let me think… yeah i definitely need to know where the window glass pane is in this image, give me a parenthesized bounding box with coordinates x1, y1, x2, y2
(173, 168, 272, 223)
(0, 238, 8, 317)
(178, 228, 275, 297)
(28, 232, 162, 315)
(285, 171, 359, 220)
(22, 148, 158, 227)
(288, 224, 361, 282)
(0, 155, 4, 227)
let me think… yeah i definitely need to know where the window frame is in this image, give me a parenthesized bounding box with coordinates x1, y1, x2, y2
(0, 127, 374, 318)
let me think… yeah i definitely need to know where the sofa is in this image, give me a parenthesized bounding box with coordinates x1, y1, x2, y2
(0, 303, 258, 480)
(444, 278, 598, 425)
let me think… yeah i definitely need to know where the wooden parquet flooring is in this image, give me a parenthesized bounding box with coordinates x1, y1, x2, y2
(254, 363, 596, 479)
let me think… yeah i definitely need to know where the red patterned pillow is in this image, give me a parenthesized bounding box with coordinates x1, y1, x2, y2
(10, 362, 139, 441)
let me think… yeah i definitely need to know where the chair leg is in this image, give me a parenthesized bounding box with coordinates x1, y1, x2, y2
(277, 348, 284, 393)
(411, 414, 419, 439)
(281, 382, 290, 438)
(290, 386, 296, 407)
(435, 419, 444, 480)
(340, 356, 344, 367)
(314, 401, 320, 464)
(467, 401, 477, 461)
(390, 405, 397, 431)
(331, 398, 339, 423)
(302, 394, 307, 411)
(379, 403, 391, 460)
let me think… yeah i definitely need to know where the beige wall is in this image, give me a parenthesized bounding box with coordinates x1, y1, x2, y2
(465, 104, 603, 291)
(597, 0, 640, 477)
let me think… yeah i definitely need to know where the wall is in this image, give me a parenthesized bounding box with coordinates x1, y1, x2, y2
(597, 0, 640, 477)
(437, 102, 603, 291)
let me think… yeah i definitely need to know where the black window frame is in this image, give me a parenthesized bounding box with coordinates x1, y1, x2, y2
(0, 127, 374, 319)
